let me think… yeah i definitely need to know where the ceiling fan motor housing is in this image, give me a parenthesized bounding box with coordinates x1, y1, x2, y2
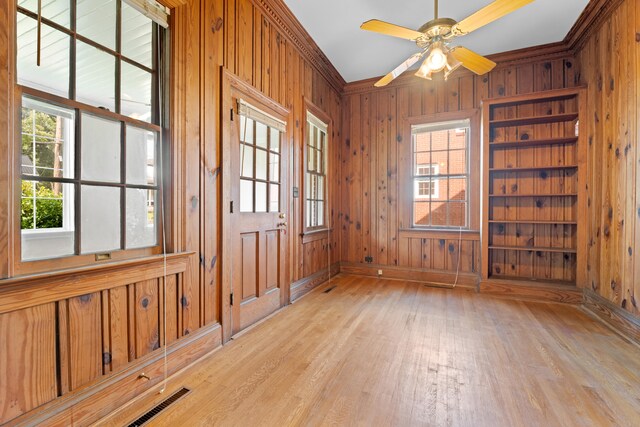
(417, 17, 457, 44)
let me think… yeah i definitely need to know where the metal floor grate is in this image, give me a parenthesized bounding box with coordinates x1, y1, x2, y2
(127, 387, 191, 426)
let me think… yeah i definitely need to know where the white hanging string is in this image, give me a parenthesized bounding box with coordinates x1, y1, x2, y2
(452, 225, 462, 288)
(158, 25, 168, 395)
(325, 124, 332, 287)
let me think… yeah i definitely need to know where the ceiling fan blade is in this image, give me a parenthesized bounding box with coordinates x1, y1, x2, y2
(361, 19, 423, 41)
(453, 0, 534, 35)
(451, 47, 496, 75)
(375, 51, 426, 87)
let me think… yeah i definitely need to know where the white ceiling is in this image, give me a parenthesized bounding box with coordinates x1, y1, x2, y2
(283, 0, 590, 83)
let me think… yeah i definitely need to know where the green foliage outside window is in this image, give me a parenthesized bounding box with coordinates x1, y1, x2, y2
(21, 181, 64, 230)
(21, 108, 62, 178)
(21, 107, 65, 230)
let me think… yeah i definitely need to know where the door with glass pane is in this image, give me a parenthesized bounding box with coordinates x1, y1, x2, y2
(230, 96, 288, 335)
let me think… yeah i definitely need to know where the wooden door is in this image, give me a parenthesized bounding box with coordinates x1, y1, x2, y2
(229, 94, 289, 336)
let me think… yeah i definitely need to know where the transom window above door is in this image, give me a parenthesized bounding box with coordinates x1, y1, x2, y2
(238, 100, 286, 213)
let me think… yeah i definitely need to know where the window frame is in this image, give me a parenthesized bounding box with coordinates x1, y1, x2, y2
(12, 1, 168, 276)
(302, 101, 331, 237)
(402, 110, 480, 233)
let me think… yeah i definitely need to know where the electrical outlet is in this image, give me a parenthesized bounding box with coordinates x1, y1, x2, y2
(377, 269, 383, 276)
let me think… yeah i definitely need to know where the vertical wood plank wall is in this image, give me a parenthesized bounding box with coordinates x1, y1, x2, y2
(577, 0, 640, 317)
(340, 58, 578, 280)
(2, 0, 640, 423)
(0, 0, 342, 423)
(228, 0, 343, 285)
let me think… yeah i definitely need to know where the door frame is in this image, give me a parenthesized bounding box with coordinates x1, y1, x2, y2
(221, 70, 291, 343)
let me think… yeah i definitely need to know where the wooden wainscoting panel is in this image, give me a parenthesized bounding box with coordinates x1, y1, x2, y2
(9, 324, 222, 427)
(107, 285, 130, 373)
(0, 303, 57, 424)
(66, 292, 103, 391)
(135, 279, 161, 359)
(164, 274, 180, 346)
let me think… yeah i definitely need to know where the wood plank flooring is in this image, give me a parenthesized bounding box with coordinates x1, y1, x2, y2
(97, 275, 640, 426)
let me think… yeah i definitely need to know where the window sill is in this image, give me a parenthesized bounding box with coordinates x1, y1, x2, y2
(0, 252, 196, 313)
(301, 228, 332, 243)
(4, 251, 194, 285)
(399, 228, 480, 241)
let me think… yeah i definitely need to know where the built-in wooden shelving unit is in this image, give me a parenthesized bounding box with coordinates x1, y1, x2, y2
(481, 88, 587, 287)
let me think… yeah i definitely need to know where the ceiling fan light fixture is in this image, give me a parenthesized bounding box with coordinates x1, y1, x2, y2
(415, 64, 433, 80)
(364, 0, 531, 86)
(415, 57, 434, 80)
(444, 51, 463, 80)
(427, 49, 446, 71)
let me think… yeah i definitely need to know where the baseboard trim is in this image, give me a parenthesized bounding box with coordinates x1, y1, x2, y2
(479, 279, 584, 304)
(339, 262, 478, 290)
(8, 323, 223, 427)
(582, 289, 640, 346)
(290, 263, 340, 302)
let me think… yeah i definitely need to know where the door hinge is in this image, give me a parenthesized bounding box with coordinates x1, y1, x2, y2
(230, 108, 234, 121)
(230, 200, 234, 213)
(230, 293, 234, 306)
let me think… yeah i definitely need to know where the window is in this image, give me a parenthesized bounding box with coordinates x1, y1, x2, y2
(414, 164, 439, 198)
(237, 100, 284, 214)
(412, 120, 469, 228)
(304, 111, 328, 230)
(16, 0, 168, 262)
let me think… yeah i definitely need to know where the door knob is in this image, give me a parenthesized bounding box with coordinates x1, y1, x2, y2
(279, 213, 286, 219)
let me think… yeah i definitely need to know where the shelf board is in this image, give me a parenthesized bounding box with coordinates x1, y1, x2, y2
(489, 113, 579, 127)
(489, 137, 578, 149)
(489, 193, 578, 198)
(490, 165, 578, 173)
(489, 245, 577, 254)
(489, 220, 577, 225)
(488, 93, 578, 109)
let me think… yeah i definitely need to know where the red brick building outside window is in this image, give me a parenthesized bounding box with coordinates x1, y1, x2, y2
(412, 120, 469, 228)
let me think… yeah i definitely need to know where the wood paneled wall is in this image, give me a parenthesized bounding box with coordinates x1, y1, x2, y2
(0, 255, 204, 425)
(0, 0, 342, 423)
(340, 57, 578, 281)
(576, 0, 640, 317)
(224, 0, 342, 285)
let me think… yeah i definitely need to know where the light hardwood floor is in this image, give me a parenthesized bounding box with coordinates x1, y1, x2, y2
(98, 275, 640, 426)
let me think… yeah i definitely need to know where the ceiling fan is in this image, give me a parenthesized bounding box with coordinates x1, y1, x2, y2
(361, 0, 535, 87)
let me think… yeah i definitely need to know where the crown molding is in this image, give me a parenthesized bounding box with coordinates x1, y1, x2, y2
(251, 0, 346, 94)
(564, 0, 625, 52)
